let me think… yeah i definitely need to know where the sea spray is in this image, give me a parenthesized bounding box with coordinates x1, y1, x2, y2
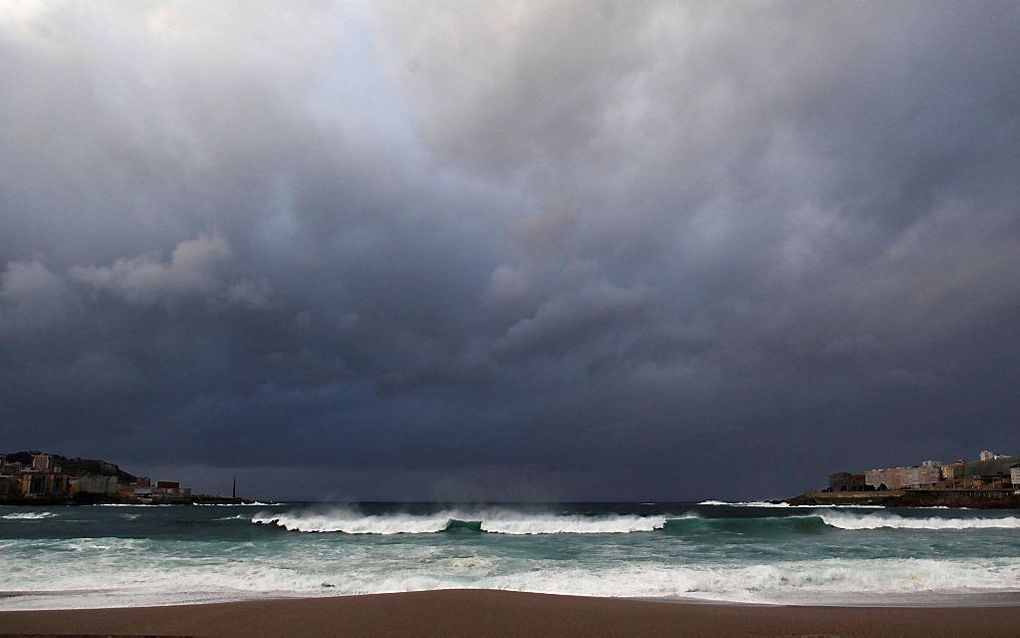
(698, 500, 884, 509)
(252, 509, 454, 534)
(1, 512, 55, 520)
(818, 511, 1020, 530)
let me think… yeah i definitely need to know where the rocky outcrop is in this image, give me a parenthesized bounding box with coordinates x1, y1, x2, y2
(787, 490, 1020, 509)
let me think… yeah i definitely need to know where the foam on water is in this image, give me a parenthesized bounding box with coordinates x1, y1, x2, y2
(699, 500, 790, 507)
(698, 500, 884, 509)
(91, 503, 177, 507)
(3, 504, 1020, 611)
(819, 511, 1020, 530)
(1, 535, 1017, 610)
(481, 514, 668, 534)
(252, 508, 674, 535)
(1, 511, 55, 520)
(195, 502, 282, 507)
(252, 509, 455, 534)
(251, 508, 1020, 535)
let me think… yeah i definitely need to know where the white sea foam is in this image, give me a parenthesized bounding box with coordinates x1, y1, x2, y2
(4, 506, 1020, 611)
(698, 500, 884, 509)
(819, 512, 1020, 530)
(195, 502, 282, 507)
(91, 503, 176, 507)
(476, 558, 1020, 602)
(481, 514, 667, 534)
(251, 508, 672, 535)
(1, 511, 54, 520)
(252, 509, 454, 534)
(1, 542, 1017, 611)
(699, 500, 790, 507)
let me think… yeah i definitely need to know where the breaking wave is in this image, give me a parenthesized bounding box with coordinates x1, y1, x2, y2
(670, 513, 1020, 533)
(195, 502, 282, 507)
(698, 500, 790, 507)
(253, 510, 455, 534)
(4, 504, 1020, 611)
(1, 511, 55, 520)
(251, 509, 673, 535)
(698, 500, 884, 509)
(819, 512, 1020, 530)
(483, 514, 669, 535)
(252, 509, 1020, 535)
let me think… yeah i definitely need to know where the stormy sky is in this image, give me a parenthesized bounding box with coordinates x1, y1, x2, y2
(1, 1, 1019, 501)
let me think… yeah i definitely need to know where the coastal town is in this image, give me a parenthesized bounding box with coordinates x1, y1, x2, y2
(0, 451, 245, 505)
(791, 449, 1020, 508)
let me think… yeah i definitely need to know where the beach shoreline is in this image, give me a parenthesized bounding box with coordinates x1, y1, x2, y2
(2, 589, 1020, 637)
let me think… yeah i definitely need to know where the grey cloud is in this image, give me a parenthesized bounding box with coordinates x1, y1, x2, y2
(69, 233, 276, 310)
(495, 280, 649, 362)
(225, 279, 276, 309)
(70, 234, 227, 304)
(0, 260, 70, 335)
(0, 2, 1018, 500)
(0, 260, 65, 302)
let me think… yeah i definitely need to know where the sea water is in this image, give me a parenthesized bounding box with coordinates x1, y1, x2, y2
(1, 501, 1019, 610)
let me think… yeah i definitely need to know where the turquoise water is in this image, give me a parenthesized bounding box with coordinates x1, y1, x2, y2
(1, 502, 1019, 609)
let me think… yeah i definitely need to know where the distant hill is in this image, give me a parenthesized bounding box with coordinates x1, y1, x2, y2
(963, 456, 1019, 477)
(2, 451, 137, 483)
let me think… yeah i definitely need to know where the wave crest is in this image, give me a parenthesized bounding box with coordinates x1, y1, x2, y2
(1, 511, 54, 520)
(698, 500, 790, 507)
(252, 510, 452, 534)
(251, 509, 670, 535)
(250, 508, 1020, 535)
(481, 514, 667, 535)
(819, 512, 1020, 530)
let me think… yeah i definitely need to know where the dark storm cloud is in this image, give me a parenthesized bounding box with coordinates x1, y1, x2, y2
(1, 1, 1019, 500)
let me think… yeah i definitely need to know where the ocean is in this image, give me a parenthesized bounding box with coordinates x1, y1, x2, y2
(1, 501, 1019, 610)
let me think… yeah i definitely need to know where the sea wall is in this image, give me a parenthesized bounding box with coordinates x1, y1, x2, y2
(788, 490, 1020, 509)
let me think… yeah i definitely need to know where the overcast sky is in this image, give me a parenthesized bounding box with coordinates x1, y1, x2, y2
(1, 1, 1019, 501)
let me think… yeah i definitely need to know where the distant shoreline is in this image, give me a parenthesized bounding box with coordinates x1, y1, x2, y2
(2, 496, 1017, 508)
(0, 496, 263, 506)
(786, 489, 1020, 509)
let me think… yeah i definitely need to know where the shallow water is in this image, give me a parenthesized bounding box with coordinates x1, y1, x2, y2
(1, 501, 1018, 610)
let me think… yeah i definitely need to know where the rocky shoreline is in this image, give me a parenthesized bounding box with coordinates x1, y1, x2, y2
(786, 490, 1020, 509)
(0, 494, 260, 506)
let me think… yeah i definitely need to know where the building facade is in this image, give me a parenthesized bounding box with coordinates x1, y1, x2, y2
(865, 465, 941, 489)
(829, 472, 867, 491)
(31, 453, 52, 471)
(74, 475, 119, 496)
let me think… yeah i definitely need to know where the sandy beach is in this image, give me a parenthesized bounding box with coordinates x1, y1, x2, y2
(1, 590, 1019, 637)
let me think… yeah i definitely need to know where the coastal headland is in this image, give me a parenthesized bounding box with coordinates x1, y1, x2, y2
(1, 590, 1019, 637)
(0, 451, 251, 506)
(788, 448, 1020, 509)
(786, 489, 1020, 509)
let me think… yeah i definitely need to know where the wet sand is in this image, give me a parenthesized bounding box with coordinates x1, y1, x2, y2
(1, 589, 1019, 637)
